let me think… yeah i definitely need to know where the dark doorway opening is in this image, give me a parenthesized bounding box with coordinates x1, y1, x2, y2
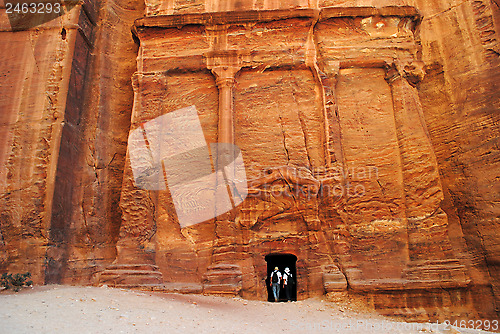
(265, 253, 297, 302)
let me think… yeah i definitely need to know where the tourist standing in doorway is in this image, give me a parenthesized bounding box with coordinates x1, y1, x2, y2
(283, 267, 294, 302)
(270, 267, 282, 302)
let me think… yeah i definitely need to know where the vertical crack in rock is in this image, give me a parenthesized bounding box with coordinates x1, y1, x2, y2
(278, 169, 309, 226)
(145, 192, 157, 244)
(28, 30, 42, 74)
(423, 0, 470, 20)
(87, 144, 101, 186)
(290, 77, 313, 169)
(80, 196, 92, 249)
(278, 113, 290, 165)
(376, 178, 395, 215)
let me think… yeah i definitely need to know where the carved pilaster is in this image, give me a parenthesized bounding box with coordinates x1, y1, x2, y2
(206, 54, 243, 264)
(213, 69, 238, 144)
(384, 61, 454, 262)
(206, 51, 244, 145)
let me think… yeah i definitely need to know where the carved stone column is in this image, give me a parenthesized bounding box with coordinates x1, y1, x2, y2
(213, 67, 238, 145)
(385, 62, 447, 255)
(206, 57, 242, 211)
(385, 61, 468, 285)
(207, 55, 240, 232)
(203, 56, 245, 294)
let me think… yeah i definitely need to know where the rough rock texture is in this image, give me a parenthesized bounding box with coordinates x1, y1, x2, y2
(202, 263, 243, 294)
(412, 0, 500, 318)
(0, 0, 144, 285)
(323, 264, 348, 292)
(114, 3, 483, 320)
(47, 0, 146, 285)
(96, 263, 163, 288)
(0, 0, 97, 283)
(0, 0, 499, 322)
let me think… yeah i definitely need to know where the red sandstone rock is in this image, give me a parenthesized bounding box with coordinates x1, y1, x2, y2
(323, 264, 348, 292)
(118, 4, 471, 312)
(202, 263, 243, 295)
(0, 0, 498, 322)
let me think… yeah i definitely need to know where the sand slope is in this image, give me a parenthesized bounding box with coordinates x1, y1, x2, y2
(0, 286, 496, 334)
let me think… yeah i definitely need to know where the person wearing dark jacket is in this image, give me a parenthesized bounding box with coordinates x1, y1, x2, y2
(269, 267, 282, 302)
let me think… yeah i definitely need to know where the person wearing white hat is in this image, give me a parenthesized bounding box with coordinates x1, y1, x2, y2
(283, 267, 294, 302)
(269, 266, 282, 302)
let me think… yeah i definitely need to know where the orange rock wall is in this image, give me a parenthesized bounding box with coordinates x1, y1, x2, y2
(413, 0, 500, 315)
(0, 0, 498, 320)
(119, 6, 473, 319)
(55, 0, 146, 284)
(335, 67, 409, 279)
(0, 1, 94, 282)
(0, 0, 144, 284)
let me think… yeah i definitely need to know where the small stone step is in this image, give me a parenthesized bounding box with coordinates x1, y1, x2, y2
(97, 263, 164, 287)
(160, 283, 203, 294)
(202, 263, 242, 295)
(203, 283, 242, 294)
(105, 264, 160, 272)
(100, 270, 162, 277)
(100, 275, 163, 286)
(323, 264, 348, 292)
(111, 284, 165, 290)
(110, 283, 203, 294)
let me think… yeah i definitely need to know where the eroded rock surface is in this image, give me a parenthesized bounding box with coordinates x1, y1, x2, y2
(0, 0, 498, 321)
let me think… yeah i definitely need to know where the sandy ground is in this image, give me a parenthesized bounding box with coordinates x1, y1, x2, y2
(0, 286, 497, 334)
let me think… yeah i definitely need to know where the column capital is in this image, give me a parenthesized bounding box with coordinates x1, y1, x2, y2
(213, 69, 238, 88)
(384, 60, 425, 86)
(205, 50, 245, 83)
(318, 60, 340, 78)
(384, 62, 401, 84)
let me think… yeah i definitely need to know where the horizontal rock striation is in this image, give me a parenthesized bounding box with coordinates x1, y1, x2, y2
(110, 4, 489, 320)
(0, 0, 498, 322)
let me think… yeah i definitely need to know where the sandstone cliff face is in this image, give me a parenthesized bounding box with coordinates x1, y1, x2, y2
(0, 0, 144, 284)
(115, 3, 475, 319)
(412, 0, 500, 315)
(45, 0, 145, 284)
(0, 0, 95, 283)
(0, 0, 498, 321)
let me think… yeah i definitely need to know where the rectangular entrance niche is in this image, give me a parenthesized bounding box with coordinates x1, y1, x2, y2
(265, 253, 297, 302)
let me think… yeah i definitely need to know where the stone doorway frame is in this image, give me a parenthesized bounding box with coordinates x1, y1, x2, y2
(265, 253, 297, 302)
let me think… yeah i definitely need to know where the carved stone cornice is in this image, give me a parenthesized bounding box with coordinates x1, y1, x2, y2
(134, 8, 319, 29)
(133, 6, 423, 76)
(318, 6, 421, 25)
(134, 7, 420, 30)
